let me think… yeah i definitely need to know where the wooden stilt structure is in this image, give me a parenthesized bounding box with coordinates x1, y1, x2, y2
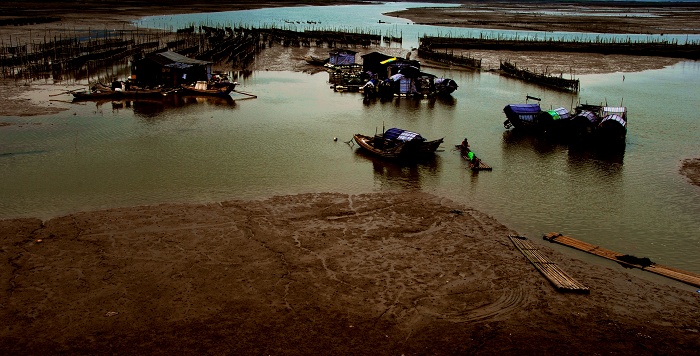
(543, 232, 700, 288)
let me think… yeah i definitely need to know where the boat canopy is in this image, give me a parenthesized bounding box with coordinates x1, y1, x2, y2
(573, 110, 599, 124)
(545, 107, 571, 121)
(603, 107, 627, 118)
(600, 114, 627, 128)
(504, 104, 541, 114)
(384, 128, 425, 142)
(504, 103, 541, 123)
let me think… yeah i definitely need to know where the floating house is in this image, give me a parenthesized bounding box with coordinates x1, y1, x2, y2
(361, 51, 421, 79)
(131, 51, 213, 88)
(328, 48, 358, 66)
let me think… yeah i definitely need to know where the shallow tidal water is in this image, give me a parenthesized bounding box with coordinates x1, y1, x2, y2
(2, 3, 700, 276)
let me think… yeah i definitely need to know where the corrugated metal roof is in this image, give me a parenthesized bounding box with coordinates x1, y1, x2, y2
(146, 51, 211, 67)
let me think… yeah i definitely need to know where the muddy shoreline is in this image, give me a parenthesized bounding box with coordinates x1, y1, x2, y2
(2, 192, 700, 354)
(386, 1, 700, 35)
(2, 3, 700, 353)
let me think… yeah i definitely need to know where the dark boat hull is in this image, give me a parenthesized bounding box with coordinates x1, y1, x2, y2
(72, 89, 164, 101)
(353, 134, 443, 159)
(178, 83, 236, 97)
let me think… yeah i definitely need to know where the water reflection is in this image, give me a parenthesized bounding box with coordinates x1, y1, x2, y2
(361, 95, 457, 108)
(80, 94, 237, 118)
(568, 140, 626, 166)
(501, 129, 562, 156)
(353, 149, 441, 190)
(567, 141, 626, 187)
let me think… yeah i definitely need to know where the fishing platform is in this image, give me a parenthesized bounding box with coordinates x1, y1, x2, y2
(544, 232, 700, 288)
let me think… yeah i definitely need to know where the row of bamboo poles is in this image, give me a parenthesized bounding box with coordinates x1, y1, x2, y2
(499, 61, 580, 92)
(0, 25, 398, 82)
(417, 47, 482, 69)
(420, 35, 700, 59)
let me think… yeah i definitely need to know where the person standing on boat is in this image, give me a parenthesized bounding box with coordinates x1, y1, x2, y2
(460, 137, 470, 155)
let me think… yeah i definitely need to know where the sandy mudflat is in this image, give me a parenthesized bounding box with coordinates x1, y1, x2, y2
(680, 158, 700, 187)
(2, 192, 699, 354)
(385, 1, 700, 35)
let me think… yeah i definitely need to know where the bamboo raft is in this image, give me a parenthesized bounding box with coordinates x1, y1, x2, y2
(543, 232, 700, 288)
(469, 159, 492, 171)
(509, 235, 590, 293)
(455, 145, 493, 171)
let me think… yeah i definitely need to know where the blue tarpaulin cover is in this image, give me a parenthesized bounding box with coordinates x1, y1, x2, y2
(384, 128, 425, 142)
(504, 104, 541, 114)
(504, 104, 542, 123)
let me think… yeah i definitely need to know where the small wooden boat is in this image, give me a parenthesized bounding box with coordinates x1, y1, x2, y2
(433, 78, 458, 96)
(353, 128, 443, 159)
(455, 144, 492, 171)
(304, 55, 328, 66)
(178, 81, 237, 97)
(72, 87, 164, 101)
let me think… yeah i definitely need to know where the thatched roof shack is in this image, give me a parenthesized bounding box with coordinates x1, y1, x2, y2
(132, 51, 213, 88)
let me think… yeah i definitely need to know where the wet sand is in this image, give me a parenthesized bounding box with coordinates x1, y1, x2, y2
(2, 192, 700, 354)
(2, 3, 700, 353)
(386, 1, 700, 35)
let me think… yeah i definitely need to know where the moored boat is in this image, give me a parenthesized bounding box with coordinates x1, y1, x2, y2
(353, 127, 443, 159)
(503, 103, 542, 129)
(596, 107, 627, 141)
(434, 78, 458, 96)
(304, 55, 329, 66)
(178, 80, 237, 97)
(536, 106, 571, 132)
(72, 84, 164, 101)
(569, 105, 602, 137)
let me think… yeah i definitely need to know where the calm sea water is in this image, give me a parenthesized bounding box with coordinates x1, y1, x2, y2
(135, 2, 700, 46)
(1, 3, 699, 276)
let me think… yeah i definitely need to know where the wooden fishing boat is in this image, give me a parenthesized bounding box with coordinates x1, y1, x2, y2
(353, 128, 443, 159)
(536, 106, 571, 133)
(434, 78, 458, 96)
(596, 107, 628, 141)
(569, 105, 602, 137)
(72, 87, 164, 101)
(455, 144, 492, 171)
(503, 103, 542, 129)
(304, 55, 328, 66)
(178, 81, 237, 97)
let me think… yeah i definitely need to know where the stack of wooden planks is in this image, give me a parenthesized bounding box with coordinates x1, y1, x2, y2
(544, 232, 700, 288)
(509, 235, 590, 293)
